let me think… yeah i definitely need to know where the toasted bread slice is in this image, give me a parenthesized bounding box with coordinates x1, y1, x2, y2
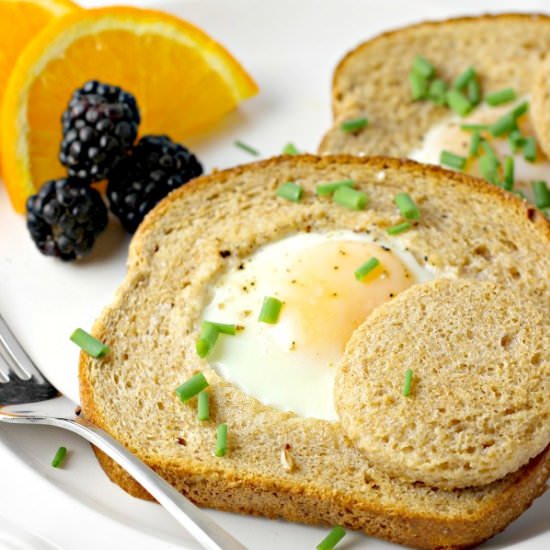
(79, 155, 550, 550)
(319, 14, 550, 160)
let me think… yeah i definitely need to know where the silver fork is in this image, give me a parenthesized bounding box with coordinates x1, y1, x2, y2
(0, 313, 247, 550)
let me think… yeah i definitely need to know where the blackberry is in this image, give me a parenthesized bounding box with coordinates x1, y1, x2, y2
(59, 80, 140, 181)
(107, 135, 203, 233)
(26, 178, 108, 261)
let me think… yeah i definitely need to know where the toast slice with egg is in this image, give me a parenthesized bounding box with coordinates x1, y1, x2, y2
(318, 14, 550, 207)
(79, 155, 550, 550)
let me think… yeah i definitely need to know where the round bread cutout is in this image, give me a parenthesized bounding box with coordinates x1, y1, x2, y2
(335, 278, 550, 489)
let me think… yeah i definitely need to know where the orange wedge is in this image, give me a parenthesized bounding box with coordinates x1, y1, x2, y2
(2, 7, 258, 212)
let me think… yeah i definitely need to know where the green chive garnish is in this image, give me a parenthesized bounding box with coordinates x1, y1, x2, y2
(258, 296, 283, 324)
(197, 391, 210, 421)
(51, 446, 67, 468)
(542, 207, 550, 219)
(234, 140, 260, 156)
(428, 79, 447, 105)
(215, 423, 228, 457)
(196, 322, 219, 358)
(508, 130, 526, 153)
(282, 142, 299, 155)
(394, 192, 420, 220)
(409, 70, 428, 101)
(70, 328, 109, 358)
(480, 139, 499, 162)
(206, 322, 237, 335)
(453, 67, 476, 90)
(354, 257, 381, 281)
(387, 222, 412, 235)
(333, 186, 368, 210)
(460, 123, 489, 132)
(524, 136, 537, 162)
(316, 526, 346, 550)
(469, 131, 481, 157)
(176, 373, 209, 403)
(413, 55, 435, 78)
(276, 182, 303, 202)
(467, 78, 481, 106)
(440, 150, 467, 171)
(478, 154, 499, 184)
(489, 113, 516, 137)
(503, 157, 514, 190)
(446, 89, 472, 116)
(485, 88, 517, 106)
(532, 181, 550, 209)
(512, 101, 529, 119)
(514, 190, 527, 200)
(403, 369, 414, 397)
(316, 179, 354, 197)
(340, 117, 368, 133)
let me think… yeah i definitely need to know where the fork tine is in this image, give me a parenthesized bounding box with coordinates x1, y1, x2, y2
(0, 314, 44, 382)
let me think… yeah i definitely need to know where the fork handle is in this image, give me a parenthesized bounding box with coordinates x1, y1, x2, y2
(60, 415, 248, 550)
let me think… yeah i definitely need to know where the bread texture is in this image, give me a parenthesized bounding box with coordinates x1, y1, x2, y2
(336, 278, 550, 490)
(318, 13, 550, 157)
(79, 155, 550, 550)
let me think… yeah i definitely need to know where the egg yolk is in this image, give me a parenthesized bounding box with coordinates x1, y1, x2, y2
(267, 240, 415, 364)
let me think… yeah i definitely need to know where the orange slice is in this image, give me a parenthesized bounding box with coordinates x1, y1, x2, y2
(1, 6, 258, 212)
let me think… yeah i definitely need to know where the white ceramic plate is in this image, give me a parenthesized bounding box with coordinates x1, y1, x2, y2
(1, 0, 549, 548)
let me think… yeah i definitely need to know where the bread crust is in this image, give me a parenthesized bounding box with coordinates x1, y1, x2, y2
(79, 155, 550, 550)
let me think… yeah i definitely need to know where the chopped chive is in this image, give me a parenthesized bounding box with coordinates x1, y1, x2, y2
(409, 70, 428, 101)
(197, 391, 210, 421)
(511, 101, 529, 119)
(467, 78, 481, 106)
(514, 190, 527, 200)
(316, 526, 346, 550)
(460, 123, 489, 132)
(478, 154, 499, 184)
(316, 179, 355, 197)
(176, 373, 209, 403)
(453, 67, 476, 90)
(403, 369, 414, 397)
(196, 322, 219, 358)
(276, 181, 303, 202)
(387, 222, 412, 235)
(428, 79, 448, 106)
(203, 321, 237, 335)
(485, 88, 517, 106)
(333, 186, 368, 210)
(282, 142, 299, 155)
(542, 207, 550, 219)
(258, 296, 283, 324)
(503, 157, 514, 190)
(480, 140, 499, 163)
(413, 55, 435, 78)
(488, 113, 516, 137)
(508, 130, 526, 153)
(523, 136, 537, 162)
(446, 89, 472, 116)
(354, 257, 381, 281)
(532, 181, 550, 209)
(469, 131, 481, 157)
(70, 328, 109, 358)
(51, 446, 67, 468)
(215, 423, 228, 457)
(440, 150, 467, 171)
(394, 192, 420, 220)
(340, 117, 368, 133)
(234, 140, 260, 156)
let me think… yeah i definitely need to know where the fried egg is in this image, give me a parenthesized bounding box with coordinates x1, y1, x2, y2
(201, 230, 435, 420)
(409, 97, 548, 203)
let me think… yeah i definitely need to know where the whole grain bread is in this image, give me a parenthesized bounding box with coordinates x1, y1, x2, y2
(318, 13, 550, 157)
(79, 155, 550, 550)
(336, 278, 550, 490)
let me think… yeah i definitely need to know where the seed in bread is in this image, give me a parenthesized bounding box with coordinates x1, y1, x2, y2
(335, 278, 550, 489)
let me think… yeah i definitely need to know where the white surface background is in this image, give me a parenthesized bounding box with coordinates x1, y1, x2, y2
(1, 0, 549, 548)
